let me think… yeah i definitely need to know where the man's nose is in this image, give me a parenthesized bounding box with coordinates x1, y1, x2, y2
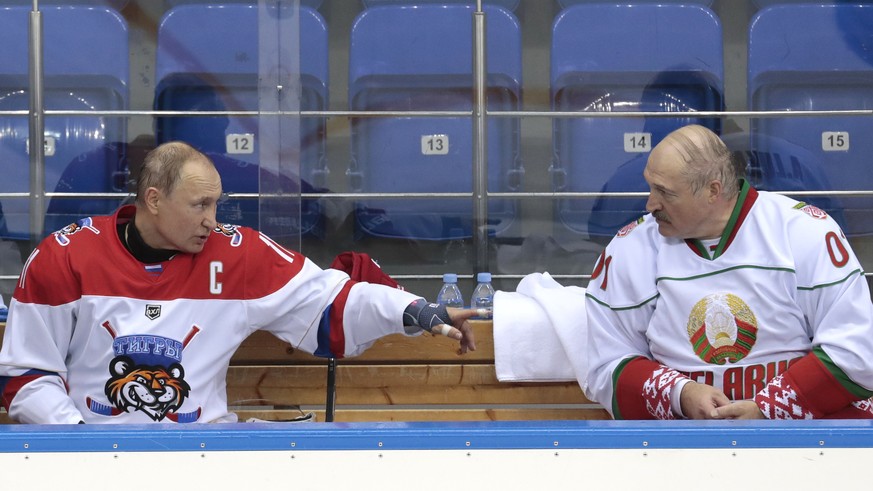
(203, 205, 218, 229)
(645, 193, 658, 213)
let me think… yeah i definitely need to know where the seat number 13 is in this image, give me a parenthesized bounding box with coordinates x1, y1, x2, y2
(422, 134, 449, 155)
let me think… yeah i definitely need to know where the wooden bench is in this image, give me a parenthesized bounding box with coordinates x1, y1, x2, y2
(0, 321, 609, 423)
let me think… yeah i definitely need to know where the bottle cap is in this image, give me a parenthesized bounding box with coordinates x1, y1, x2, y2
(443, 273, 458, 283)
(476, 272, 491, 283)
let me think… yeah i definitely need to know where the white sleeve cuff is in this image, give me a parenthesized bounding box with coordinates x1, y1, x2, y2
(670, 378, 692, 419)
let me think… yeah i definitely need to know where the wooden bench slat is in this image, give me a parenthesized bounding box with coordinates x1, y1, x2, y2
(230, 385, 590, 407)
(227, 364, 591, 406)
(231, 320, 496, 364)
(1, 408, 611, 425)
(234, 408, 610, 423)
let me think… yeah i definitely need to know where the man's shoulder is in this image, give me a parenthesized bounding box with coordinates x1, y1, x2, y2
(604, 214, 663, 255)
(754, 191, 844, 236)
(39, 214, 119, 254)
(586, 215, 660, 305)
(202, 224, 307, 271)
(753, 191, 861, 279)
(204, 223, 299, 257)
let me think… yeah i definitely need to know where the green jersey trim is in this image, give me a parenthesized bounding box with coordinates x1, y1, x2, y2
(585, 292, 659, 311)
(814, 346, 873, 399)
(797, 269, 863, 291)
(656, 264, 795, 283)
(611, 356, 638, 419)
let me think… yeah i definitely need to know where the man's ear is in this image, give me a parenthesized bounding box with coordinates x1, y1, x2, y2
(708, 179, 723, 203)
(145, 187, 161, 215)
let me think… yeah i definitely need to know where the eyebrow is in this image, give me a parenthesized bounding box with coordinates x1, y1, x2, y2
(651, 182, 676, 196)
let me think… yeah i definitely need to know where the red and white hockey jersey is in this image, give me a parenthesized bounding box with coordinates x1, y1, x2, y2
(0, 206, 419, 424)
(585, 182, 873, 419)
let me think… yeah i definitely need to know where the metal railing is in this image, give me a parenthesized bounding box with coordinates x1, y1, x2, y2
(3, 1, 873, 284)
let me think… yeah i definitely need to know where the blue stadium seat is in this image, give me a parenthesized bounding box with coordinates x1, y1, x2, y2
(362, 0, 519, 10)
(155, 3, 328, 237)
(753, 1, 873, 9)
(557, 0, 713, 7)
(748, 4, 873, 237)
(550, 4, 723, 239)
(164, 0, 323, 8)
(0, 5, 128, 241)
(348, 4, 523, 241)
(7, 1, 129, 8)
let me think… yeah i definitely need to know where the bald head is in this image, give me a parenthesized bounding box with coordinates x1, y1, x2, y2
(136, 141, 216, 205)
(657, 124, 744, 199)
(643, 125, 744, 239)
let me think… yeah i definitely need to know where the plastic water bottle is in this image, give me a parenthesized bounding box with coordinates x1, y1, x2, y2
(470, 272, 494, 317)
(436, 273, 464, 308)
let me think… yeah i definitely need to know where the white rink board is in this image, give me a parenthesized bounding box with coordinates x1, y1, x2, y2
(3, 420, 873, 490)
(2, 447, 873, 489)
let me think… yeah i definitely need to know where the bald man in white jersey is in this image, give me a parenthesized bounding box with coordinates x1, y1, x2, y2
(585, 124, 873, 420)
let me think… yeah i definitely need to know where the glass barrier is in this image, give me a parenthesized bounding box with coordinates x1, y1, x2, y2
(1, 0, 872, 305)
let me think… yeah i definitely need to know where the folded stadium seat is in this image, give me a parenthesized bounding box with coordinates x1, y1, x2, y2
(721, 131, 848, 233)
(348, 4, 523, 241)
(6, 1, 129, 8)
(362, 0, 519, 10)
(557, 0, 712, 6)
(0, 5, 129, 242)
(155, 3, 328, 238)
(163, 0, 322, 7)
(748, 4, 873, 237)
(752, 0, 873, 8)
(550, 3, 724, 240)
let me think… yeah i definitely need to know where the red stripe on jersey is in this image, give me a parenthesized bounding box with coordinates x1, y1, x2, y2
(182, 325, 201, 348)
(1, 373, 51, 410)
(774, 352, 859, 417)
(614, 357, 687, 420)
(822, 400, 873, 419)
(328, 281, 356, 358)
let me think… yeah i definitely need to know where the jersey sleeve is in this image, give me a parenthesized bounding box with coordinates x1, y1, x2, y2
(584, 217, 679, 419)
(244, 232, 419, 359)
(762, 208, 873, 417)
(0, 241, 85, 424)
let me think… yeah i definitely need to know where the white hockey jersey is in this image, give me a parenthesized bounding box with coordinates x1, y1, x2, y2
(0, 206, 419, 424)
(585, 182, 873, 419)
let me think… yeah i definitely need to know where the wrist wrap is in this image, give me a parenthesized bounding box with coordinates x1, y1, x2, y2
(403, 299, 452, 332)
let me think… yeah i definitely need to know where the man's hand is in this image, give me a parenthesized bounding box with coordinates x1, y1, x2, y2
(437, 307, 483, 354)
(680, 381, 732, 419)
(710, 400, 765, 420)
(403, 299, 481, 354)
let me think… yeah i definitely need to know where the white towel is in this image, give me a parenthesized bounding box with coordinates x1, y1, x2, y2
(493, 272, 589, 393)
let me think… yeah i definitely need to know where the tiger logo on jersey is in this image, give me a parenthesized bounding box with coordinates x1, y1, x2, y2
(86, 324, 202, 422)
(103, 356, 191, 422)
(686, 293, 758, 365)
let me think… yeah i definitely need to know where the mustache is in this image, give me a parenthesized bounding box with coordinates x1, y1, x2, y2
(653, 212, 670, 223)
